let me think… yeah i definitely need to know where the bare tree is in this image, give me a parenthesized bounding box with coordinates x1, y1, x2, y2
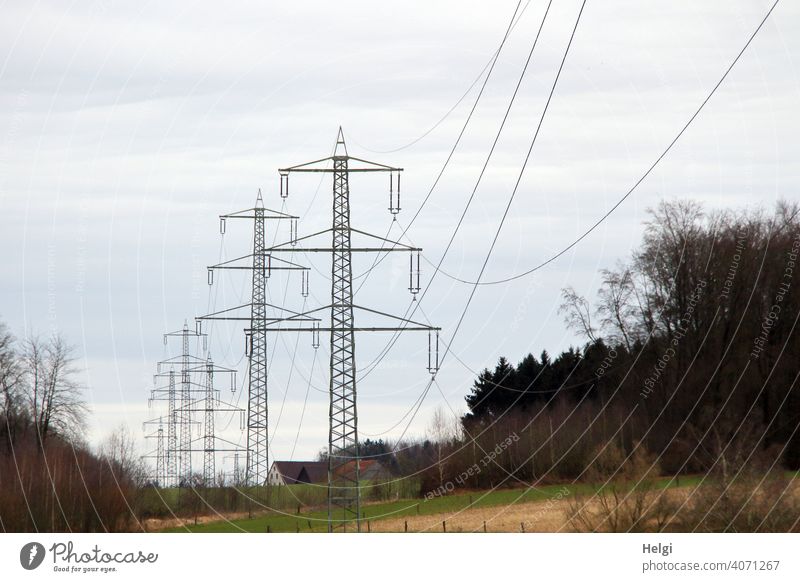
(597, 266, 636, 351)
(100, 424, 145, 488)
(0, 322, 21, 414)
(21, 334, 87, 447)
(428, 406, 458, 488)
(0, 322, 26, 451)
(559, 287, 598, 342)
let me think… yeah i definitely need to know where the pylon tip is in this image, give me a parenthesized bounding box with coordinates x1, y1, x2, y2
(334, 127, 347, 156)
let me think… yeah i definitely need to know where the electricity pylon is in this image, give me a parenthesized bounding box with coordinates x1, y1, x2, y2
(274, 128, 440, 532)
(184, 355, 243, 486)
(149, 366, 205, 486)
(142, 421, 166, 486)
(145, 370, 176, 486)
(154, 322, 207, 485)
(198, 190, 311, 486)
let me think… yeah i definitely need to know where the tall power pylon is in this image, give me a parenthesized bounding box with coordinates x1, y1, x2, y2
(272, 128, 440, 532)
(199, 191, 310, 485)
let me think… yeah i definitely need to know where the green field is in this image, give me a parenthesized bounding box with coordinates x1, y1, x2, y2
(162, 476, 706, 533)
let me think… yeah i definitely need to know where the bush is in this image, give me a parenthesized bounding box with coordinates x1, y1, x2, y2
(566, 441, 676, 532)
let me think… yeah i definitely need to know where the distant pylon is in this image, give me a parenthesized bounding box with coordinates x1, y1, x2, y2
(156, 424, 165, 485)
(166, 370, 177, 485)
(184, 354, 240, 486)
(158, 322, 207, 485)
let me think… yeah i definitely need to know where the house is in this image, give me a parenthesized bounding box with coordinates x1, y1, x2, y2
(332, 459, 387, 482)
(267, 459, 388, 485)
(267, 461, 327, 486)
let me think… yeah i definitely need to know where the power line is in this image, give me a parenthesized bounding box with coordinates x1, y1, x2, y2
(430, 0, 782, 286)
(382, 0, 585, 447)
(340, 0, 558, 408)
(349, 0, 533, 154)
(349, 0, 782, 442)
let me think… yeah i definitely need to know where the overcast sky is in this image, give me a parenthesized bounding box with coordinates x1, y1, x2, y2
(1, 0, 798, 467)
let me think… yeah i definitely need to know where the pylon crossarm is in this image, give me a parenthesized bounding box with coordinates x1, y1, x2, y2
(184, 363, 237, 374)
(349, 228, 419, 251)
(208, 253, 309, 271)
(185, 402, 242, 414)
(220, 207, 298, 220)
(197, 301, 309, 321)
(352, 304, 439, 330)
(257, 304, 328, 327)
(143, 416, 200, 427)
(264, 228, 419, 253)
(155, 354, 206, 367)
(211, 435, 247, 450)
(279, 155, 338, 173)
(346, 156, 402, 171)
(269, 247, 419, 253)
(261, 326, 436, 332)
(280, 156, 401, 173)
(263, 227, 333, 251)
(163, 328, 206, 338)
(150, 383, 207, 393)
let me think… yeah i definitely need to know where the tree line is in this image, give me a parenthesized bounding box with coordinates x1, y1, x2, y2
(380, 200, 800, 500)
(0, 325, 142, 532)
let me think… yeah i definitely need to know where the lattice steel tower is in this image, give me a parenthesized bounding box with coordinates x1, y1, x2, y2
(166, 370, 177, 485)
(142, 421, 166, 485)
(159, 322, 207, 485)
(249, 197, 268, 485)
(275, 128, 440, 531)
(198, 191, 309, 486)
(184, 355, 240, 486)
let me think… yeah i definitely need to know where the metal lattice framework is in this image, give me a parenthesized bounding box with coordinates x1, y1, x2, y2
(142, 422, 166, 485)
(329, 151, 359, 525)
(180, 326, 193, 482)
(166, 371, 177, 484)
(147, 337, 243, 487)
(198, 191, 310, 486)
(204, 361, 216, 484)
(249, 203, 268, 485)
(146, 323, 207, 486)
(275, 128, 440, 532)
(143, 373, 178, 487)
(183, 356, 242, 486)
(172, 323, 204, 484)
